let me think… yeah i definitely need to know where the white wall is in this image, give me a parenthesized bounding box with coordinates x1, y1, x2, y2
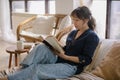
(56, 0, 80, 14)
(56, 0, 73, 14)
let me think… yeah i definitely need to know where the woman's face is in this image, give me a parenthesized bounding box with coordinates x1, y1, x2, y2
(71, 16, 85, 30)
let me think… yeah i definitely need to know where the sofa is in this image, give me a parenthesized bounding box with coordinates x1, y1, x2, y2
(58, 39, 120, 80)
(0, 39, 120, 80)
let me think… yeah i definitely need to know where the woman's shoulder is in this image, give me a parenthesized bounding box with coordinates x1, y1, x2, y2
(89, 30, 99, 41)
(88, 29, 98, 37)
(68, 30, 77, 36)
(71, 29, 77, 33)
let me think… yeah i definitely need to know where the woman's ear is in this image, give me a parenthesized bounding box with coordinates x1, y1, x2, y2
(85, 19, 89, 23)
(83, 19, 89, 26)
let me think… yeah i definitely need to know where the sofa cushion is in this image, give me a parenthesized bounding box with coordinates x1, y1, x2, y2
(92, 41, 120, 80)
(58, 72, 103, 80)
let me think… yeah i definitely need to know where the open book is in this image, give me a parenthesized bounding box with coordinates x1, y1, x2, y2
(39, 35, 65, 54)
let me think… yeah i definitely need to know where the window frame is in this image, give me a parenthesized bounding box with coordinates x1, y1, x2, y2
(106, 0, 111, 39)
(9, 0, 51, 13)
(9, 0, 54, 29)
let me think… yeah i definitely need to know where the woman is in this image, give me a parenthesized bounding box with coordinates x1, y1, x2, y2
(0, 6, 99, 80)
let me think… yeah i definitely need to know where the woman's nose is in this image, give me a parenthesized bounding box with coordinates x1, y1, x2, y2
(72, 21, 76, 24)
(73, 22, 77, 26)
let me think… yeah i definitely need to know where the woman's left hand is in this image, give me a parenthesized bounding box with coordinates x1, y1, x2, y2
(57, 52, 68, 59)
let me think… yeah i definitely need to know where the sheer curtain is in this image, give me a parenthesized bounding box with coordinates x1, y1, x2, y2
(0, 0, 16, 43)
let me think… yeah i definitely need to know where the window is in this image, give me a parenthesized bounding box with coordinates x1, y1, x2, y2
(12, 1, 25, 12)
(109, 1, 120, 39)
(48, 0, 55, 14)
(28, 1, 45, 14)
(9, 0, 55, 14)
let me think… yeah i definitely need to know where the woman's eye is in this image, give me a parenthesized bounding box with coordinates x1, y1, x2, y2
(75, 20, 79, 21)
(72, 19, 79, 22)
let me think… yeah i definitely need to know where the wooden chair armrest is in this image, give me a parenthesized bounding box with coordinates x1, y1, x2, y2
(20, 35, 43, 42)
(55, 25, 73, 41)
(17, 16, 37, 40)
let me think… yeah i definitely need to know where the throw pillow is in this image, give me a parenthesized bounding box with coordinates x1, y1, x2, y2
(32, 15, 55, 35)
(56, 25, 74, 46)
(92, 41, 120, 80)
(55, 15, 72, 46)
(58, 15, 72, 31)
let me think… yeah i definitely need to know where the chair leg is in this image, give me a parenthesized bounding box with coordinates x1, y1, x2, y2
(14, 54, 18, 67)
(8, 53, 12, 68)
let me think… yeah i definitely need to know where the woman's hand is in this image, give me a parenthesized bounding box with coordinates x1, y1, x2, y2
(57, 52, 80, 63)
(57, 52, 67, 59)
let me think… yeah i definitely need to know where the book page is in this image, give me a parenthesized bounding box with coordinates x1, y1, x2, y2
(45, 36, 64, 53)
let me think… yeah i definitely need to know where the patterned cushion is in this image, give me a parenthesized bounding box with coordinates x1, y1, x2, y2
(57, 72, 103, 80)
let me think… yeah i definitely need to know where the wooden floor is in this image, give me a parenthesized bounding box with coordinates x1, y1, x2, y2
(0, 40, 27, 69)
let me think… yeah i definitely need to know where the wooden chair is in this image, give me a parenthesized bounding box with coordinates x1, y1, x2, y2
(16, 14, 67, 42)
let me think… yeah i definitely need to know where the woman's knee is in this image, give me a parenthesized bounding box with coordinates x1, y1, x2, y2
(36, 44, 48, 50)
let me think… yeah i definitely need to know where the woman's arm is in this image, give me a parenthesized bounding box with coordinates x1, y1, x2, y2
(58, 53, 80, 63)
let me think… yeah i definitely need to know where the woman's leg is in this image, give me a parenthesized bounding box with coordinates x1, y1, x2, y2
(20, 43, 57, 67)
(8, 64, 38, 80)
(36, 63, 77, 79)
(8, 63, 77, 80)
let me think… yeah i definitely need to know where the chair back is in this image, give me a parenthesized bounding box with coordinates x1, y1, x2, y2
(17, 14, 67, 42)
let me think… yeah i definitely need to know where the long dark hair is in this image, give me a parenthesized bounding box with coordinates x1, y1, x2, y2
(71, 6, 96, 30)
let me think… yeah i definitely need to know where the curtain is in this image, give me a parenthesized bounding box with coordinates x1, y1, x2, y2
(0, 0, 16, 43)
